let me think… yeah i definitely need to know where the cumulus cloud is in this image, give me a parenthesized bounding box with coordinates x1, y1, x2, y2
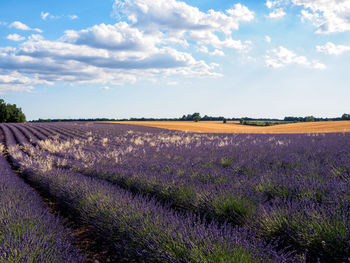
(265, 0, 350, 33)
(0, 1, 256, 92)
(267, 8, 286, 18)
(265, 46, 326, 69)
(0, 70, 51, 93)
(114, 0, 254, 33)
(266, 0, 286, 19)
(62, 22, 160, 51)
(6, 34, 25, 42)
(9, 21, 42, 32)
(316, 42, 350, 55)
(266, 0, 283, 9)
(0, 21, 218, 92)
(29, 34, 44, 41)
(197, 46, 225, 56)
(189, 31, 249, 51)
(9, 21, 30, 30)
(113, 0, 254, 53)
(101, 86, 111, 90)
(3, 39, 205, 71)
(265, 35, 272, 43)
(292, 0, 350, 34)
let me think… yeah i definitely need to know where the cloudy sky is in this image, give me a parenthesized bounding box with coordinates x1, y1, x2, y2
(0, 0, 349, 120)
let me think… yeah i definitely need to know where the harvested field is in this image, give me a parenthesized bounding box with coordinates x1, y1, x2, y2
(109, 120, 350, 133)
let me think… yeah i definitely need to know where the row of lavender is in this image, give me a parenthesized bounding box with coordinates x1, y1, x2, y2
(5, 122, 350, 262)
(0, 131, 83, 262)
(0, 123, 293, 262)
(20, 122, 349, 262)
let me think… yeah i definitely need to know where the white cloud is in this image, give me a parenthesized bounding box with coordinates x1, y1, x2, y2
(1, 1, 258, 92)
(6, 34, 25, 42)
(41, 11, 77, 21)
(41, 12, 50, 20)
(163, 36, 189, 48)
(9, 21, 42, 33)
(266, 0, 283, 9)
(0, 70, 51, 93)
(197, 46, 225, 56)
(292, 0, 350, 34)
(9, 21, 30, 30)
(167, 81, 178, 85)
(114, 0, 254, 34)
(265, 46, 326, 69)
(101, 86, 111, 90)
(189, 31, 248, 51)
(0, 23, 218, 92)
(69, 15, 78, 20)
(209, 49, 225, 56)
(316, 42, 350, 55)
(265, 0, 350, 33)
(265, 35, 272, 43)
(267, 8, 286, 18)
(0, 84, 33, 93)
(113, 0, 254, 53)
(62, 22, 160, 51)
(29, 34, 44, 41)
(226, 3, 255, 26)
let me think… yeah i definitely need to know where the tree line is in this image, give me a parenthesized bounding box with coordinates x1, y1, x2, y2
(29, 112, 350, 123)
(0, 99, 26, 123)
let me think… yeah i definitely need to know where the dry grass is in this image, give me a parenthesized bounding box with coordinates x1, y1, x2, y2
(105, 121, 350, 134)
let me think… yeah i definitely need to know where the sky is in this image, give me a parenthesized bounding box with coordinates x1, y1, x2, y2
(0, 0, 349, 120)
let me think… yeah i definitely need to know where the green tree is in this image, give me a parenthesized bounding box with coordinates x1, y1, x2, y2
(0, 99, 26, 123)
(341, 113, 350, 120)
(193, 115, 201, 122)
(305, 116, 315, 122)
(0, 99, 9, 122)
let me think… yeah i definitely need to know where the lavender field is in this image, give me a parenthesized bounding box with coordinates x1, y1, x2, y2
(0, 122, 349, 262)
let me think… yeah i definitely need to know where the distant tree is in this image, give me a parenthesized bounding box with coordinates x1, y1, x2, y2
(202, 115, 209, 121)
(191, 113, 200, 120)
(193, 115, 201, 122)
(284, 116, 297, 122)
(240, 118, 246, 125)
(0, 99, 9, 122)
(0, 99, 26, 123)
(342, 113, 350, 120)
(305, 116, 315, 122)
(223, 118, 227, 123)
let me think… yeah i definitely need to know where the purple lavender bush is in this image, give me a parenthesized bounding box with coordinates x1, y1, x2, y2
(1, 123, 295, 263)
(2, 121, 350, 262)
(0, 142, 84, 262)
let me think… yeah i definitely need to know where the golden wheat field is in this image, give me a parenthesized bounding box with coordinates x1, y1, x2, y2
(108, 120, 350, 133)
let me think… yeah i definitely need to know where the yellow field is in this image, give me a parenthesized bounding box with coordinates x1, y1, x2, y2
(108, 120, 350, 133)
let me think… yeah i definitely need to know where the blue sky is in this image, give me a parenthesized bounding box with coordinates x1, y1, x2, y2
(0, 0, 349, 120)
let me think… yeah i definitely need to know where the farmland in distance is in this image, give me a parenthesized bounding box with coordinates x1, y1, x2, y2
(109, 120, 350, 133)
